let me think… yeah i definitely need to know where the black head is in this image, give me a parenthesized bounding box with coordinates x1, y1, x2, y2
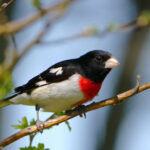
(78, 50, 119, 82)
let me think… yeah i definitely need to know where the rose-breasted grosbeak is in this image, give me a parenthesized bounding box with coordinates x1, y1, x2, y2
(0, 50, 119, 131)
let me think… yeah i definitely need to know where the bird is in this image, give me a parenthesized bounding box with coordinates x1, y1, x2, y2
(0, 50, 119, 132)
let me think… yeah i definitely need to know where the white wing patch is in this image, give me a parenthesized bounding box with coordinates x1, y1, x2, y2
(49, 67, 63, 75)
(36, 80, 47, 86)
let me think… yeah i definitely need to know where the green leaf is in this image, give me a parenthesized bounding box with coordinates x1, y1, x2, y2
(141, 10, 150, 20)
(107, 23, 118, 31)
(65, 121, 71, 131)
(37, 143, 44, 149)
(54, 112, 66, 116)
(53, 112, 72, 131)
(84, 26, 98, 35)
(32, 0, 41, 8)
(12, 117, 29, 129)
(37, 143, 49, 150)
(12, 117, 37, 130)
(20, 146, 36, 150)
(0, 70, 13, 100)
(30, 119, 36, 126)
(138, 10, 150, 26)
(20, 143, 49, 150)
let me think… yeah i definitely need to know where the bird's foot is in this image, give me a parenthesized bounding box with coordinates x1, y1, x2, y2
(75, 105, 86, 118)
(36, 119, 45, 133)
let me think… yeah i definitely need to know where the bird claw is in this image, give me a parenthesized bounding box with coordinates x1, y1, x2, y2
(75, 105, 86, 118)
(36, 119, 44, 133)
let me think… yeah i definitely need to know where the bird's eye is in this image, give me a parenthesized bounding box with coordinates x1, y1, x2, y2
(95, 55, 102, 63)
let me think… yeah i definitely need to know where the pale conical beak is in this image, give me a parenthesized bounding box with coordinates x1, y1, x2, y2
(105, 56, 120, 69)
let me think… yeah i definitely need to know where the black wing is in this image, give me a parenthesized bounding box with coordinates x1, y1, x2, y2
(15, 59, 79, 94)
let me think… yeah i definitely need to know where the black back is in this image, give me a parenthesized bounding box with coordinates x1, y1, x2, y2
(15, 50, 112, 94)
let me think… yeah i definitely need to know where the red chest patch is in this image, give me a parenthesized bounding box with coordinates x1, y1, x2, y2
(72, 75, 102, 106)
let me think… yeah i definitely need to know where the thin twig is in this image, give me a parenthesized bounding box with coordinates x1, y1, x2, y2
(39, 19, 139, 46)
(0, 75, 150, 148)
(0, 0, 15, 12)
(117, 19, 138, 30)
(0, 13, 149, 80)
(39, 27, 99, 45)
(0, 3, 70, 80)
(0, 0, 75, 35)
(10, 33, 17, 49)
(0, 24, 49, 80)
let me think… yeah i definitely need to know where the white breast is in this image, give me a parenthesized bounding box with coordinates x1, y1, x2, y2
(10, 74, 84, 112)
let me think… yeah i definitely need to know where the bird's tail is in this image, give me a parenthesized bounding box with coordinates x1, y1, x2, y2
(0, 93, 19, 108)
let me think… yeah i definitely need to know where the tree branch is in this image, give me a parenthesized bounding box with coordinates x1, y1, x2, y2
(0, 12, 149, 81)
(38, 19, 149, 46)
(0, 0, 75, 35)
(0, 0, 15, 12)
(0, 75, 150, 148)
(0, 1, 71, 81)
